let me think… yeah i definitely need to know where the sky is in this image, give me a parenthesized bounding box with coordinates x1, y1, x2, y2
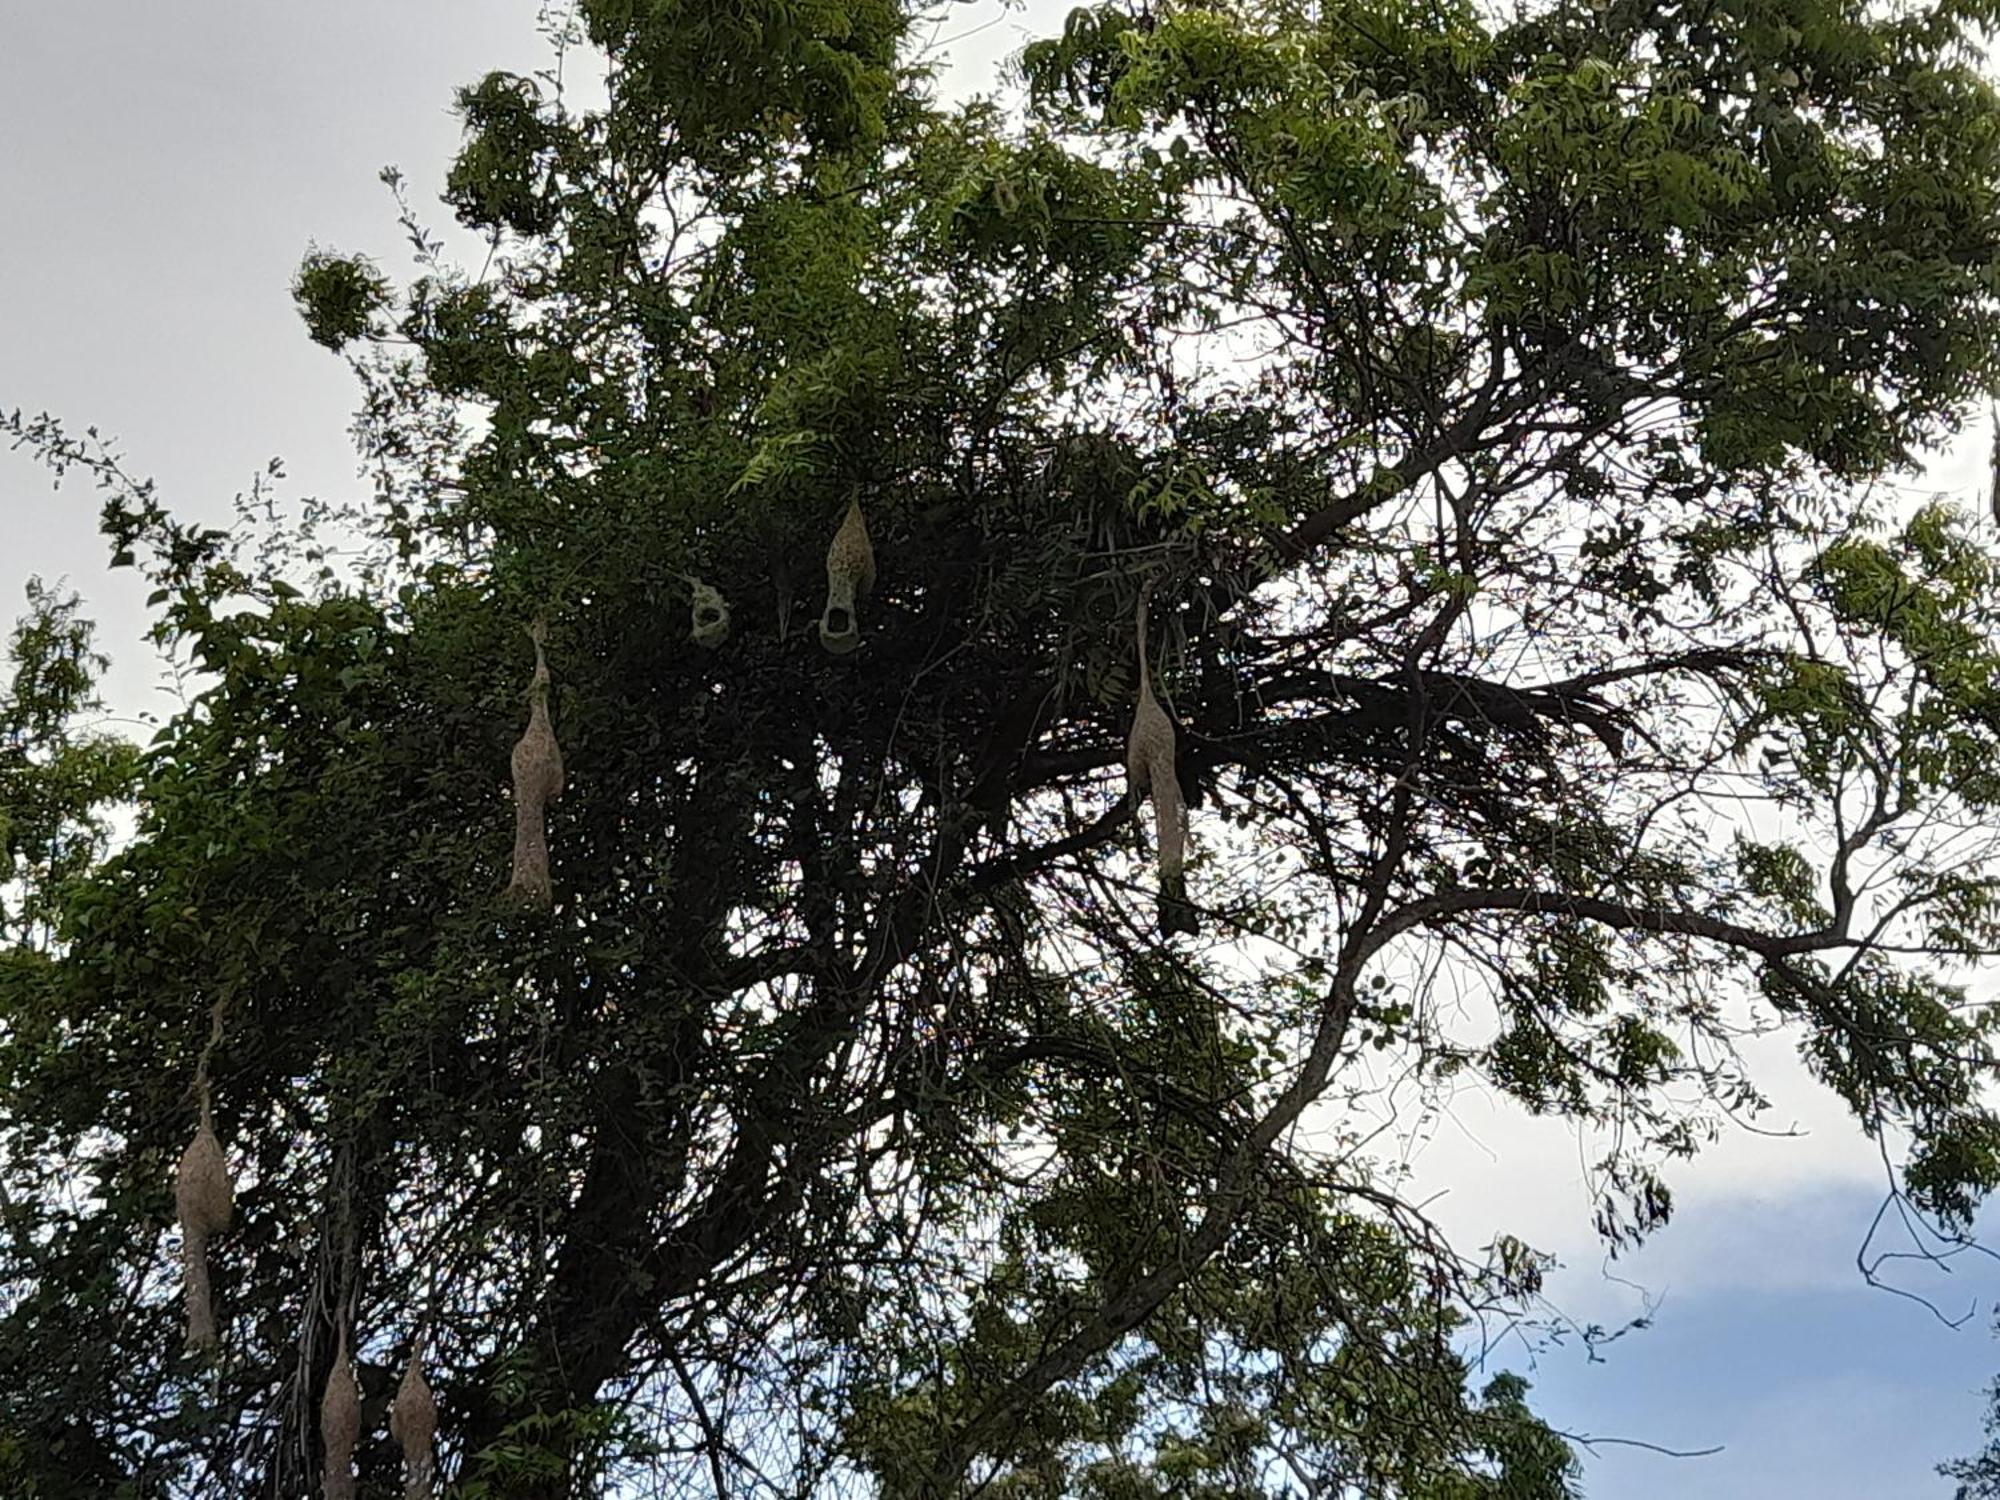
(5, 5, 2000, 1495)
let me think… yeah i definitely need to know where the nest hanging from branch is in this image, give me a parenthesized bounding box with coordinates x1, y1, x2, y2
(173, 1095, 233, 1352)
(1125, 591, 1198, 937)
(506, 617, 566, 910)
(818, 496, 876, 654)
(1989, 402, 2000, 530)
(390, 1333, 439, 1500)
(322, 1323, 361, 1500)
(687, 575, 731, 648)
(176, 997, 235, 1356)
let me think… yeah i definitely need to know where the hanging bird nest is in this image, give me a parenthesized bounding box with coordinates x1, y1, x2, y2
(1125, 590, 1198, 937)
(818, 496, 876, 654)
(174, 1082, 234, 1352)
(506, 616, 566, 909)
(322, 1324, 361, 1500)
(390, 1334, 439, 1500)
(687, 575, 731, 648)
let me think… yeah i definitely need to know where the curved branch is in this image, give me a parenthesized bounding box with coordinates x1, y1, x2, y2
(1356, 886, 1848, 966)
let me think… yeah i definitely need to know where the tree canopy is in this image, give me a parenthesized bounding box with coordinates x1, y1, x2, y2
(9, 0, 2000, 1493)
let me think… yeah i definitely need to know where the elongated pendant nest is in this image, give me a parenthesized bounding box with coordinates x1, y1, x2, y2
(390, 1341, 439, 1499)
(506, 623, 565, 909)
(1124, 594, 1197, 937)
(322, 1329, 361, 1500)
(818, 497, 876, 654)
(175, 1119, 233, 1350)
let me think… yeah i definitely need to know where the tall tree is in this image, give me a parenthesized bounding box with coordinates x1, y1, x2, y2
(8, 0, 2000, 1493)
(1948, 1376, 2000, 1499)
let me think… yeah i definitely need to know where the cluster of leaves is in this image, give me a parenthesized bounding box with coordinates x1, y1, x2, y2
(9, 0, 2000, 1494)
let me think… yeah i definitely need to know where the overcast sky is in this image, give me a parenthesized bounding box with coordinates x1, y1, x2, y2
(5, 5, 2000, 1495)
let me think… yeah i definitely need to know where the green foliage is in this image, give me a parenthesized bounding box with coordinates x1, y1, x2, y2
(11, 0, 2000, 1493)
(291, 248, 392, 351)
(579, 0, 909, 170)
(0, 580, 136, 948)
(446, 72, 564, 235)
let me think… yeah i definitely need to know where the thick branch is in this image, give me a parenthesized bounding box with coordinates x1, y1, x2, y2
(1273, 395, 1503, 563)
(1358, 886, 1850, 964)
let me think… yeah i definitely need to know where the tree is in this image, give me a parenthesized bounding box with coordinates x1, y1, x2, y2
(1947, 1371, 2000, 1498)
(7, 0, 2000, 1493)
(0, 580, 136, 952)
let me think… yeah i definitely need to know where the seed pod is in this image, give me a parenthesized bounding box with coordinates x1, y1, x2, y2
(1124, 594, 1197, 937)
(818, 497, 876, 654)
(506, 622, 565, 910)
(322, 1326, 361, 1500)
(688, 576, 730, 648)
(174, 1114, 233, 1351)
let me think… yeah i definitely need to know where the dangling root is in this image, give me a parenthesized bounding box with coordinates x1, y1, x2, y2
(506, 618, 565, 909)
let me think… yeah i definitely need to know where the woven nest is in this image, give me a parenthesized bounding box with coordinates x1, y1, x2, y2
(1125, 596, 1198, 936)
(688, 576, 731, 648)
(175, 1119, 234, 1350)
(175, 1121, 232, 1236)
(322, 1329, 361, 1500)
(818, 497, 876, 654)
(506, 625, 565, 909)
(390, 1341, 439, 1499)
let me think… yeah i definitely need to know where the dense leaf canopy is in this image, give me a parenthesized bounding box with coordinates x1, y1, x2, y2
(9, 0, 2000, 1494)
